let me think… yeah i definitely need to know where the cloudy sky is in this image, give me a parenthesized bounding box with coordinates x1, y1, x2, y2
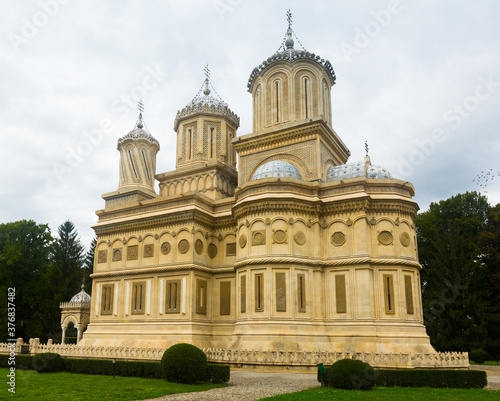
(2, 0, 499, 249)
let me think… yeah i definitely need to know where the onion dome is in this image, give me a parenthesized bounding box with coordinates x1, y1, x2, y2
(174, 71, 239, 131)
(118, 101, 159, 147)
(326, 157, 393, 182)
(70, 284, 91, 304)
(251, 160, 302, 180)
(247, 11, 336, 91)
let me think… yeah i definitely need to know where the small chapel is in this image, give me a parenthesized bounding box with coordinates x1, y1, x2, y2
(80, 15, 437, 362)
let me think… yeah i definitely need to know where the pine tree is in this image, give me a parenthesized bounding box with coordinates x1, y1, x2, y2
(83, 237, 96, 294)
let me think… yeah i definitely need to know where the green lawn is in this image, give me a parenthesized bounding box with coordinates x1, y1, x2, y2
(470, 361, 500, 366)
(0, 368, 225, 400)
(259, 387, 499, 401)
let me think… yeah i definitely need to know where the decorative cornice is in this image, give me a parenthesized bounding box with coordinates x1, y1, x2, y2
(91, 263, 235, 278)
(174, 101, 240, 131)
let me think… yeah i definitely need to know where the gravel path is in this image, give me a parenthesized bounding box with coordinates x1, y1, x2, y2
(469, 365, 500, 390)
(142, 370, 320, 401)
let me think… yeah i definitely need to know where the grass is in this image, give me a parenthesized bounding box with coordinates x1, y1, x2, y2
(470, 361, 500, 366)
(259, 387, 499, 401)
(0, 368, 225, 401)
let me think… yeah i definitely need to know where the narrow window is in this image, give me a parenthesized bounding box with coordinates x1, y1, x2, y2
(275, 81, 279, 122)
(383, 274, 395, 315)
(404, 275, 414, 315)
(101, 285, 113, 315)
(196, 279, 207, 315)
(240, 275, 246, 313)
(335, 275, 347, 313)
(255, 273, 264, 312)
(298, 274, 306, 312)
(304, 78, 309, 119)
(128, 150, 138, 178)
(276, 272, 286, 312)
(141, 150, 150, 181)
(166, 280, 180, 313)
(132, 282, 145, 314)
(210, 127, 214, 159)
(220, 281, 231, 315)
(187, 129, 192, 159)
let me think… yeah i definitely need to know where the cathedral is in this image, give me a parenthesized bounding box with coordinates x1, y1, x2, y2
(81, 16, 436, 360)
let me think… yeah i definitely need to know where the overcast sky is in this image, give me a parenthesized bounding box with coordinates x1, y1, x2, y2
(2, 0, 499, 249)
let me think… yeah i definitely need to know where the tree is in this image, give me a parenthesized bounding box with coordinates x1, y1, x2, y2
(42, 221, 85, 341)
(0, 220, 52, 342)
(83, 237, 96, 294)
(417, 192, 491, 352)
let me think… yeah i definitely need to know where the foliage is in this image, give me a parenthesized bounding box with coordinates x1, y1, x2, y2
(160, 343, 208, 384)
(259, 386, 499, 401)
(83, 237, 96, 294)
(205, 363, 230, 383)
(63, 358, 162, 378)
(326, 359, 375, 390)
(469, 349, 490, 364)
(0, 367, 225, 401)
(0, 220, 53, 342)
(32, 352, 64, 373)
(417, 192, 493, 352)
(374, 369, 487, 389)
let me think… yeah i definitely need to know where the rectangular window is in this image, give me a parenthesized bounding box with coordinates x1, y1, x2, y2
(335, 275, 347, 314)
(132, 282, 145, 314)
(220, 281, 231, 315)
(255, 273, 264, 312)
(226, 243, 236, 256)
(188, 129, 192, 160)
(240, 275, 246, 313)
(196, 279, 207, 315)
(210, 127, 214, 159)
(275, 272, 286, 312)
(298, 274, 306, 313)
(383, 274, 395, 315)
(404, 275, 414, 315)
(101, 284, 113, 315)
(166, 280, 181, 313)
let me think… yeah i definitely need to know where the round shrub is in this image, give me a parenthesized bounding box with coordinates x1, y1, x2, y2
(32, 353, 63, 373)
(160, 343, 207, 384)
(470, 349, 489, 364)
(327, 358, 375, 390)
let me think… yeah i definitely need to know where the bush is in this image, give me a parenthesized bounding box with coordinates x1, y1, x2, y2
(327, 359, 375, 390)
(0, 354, 34, 370)
(160, 343, 207, 384)
(469, 349, 490, 364)
(63, 358, 161, 378)
(32, 353, 63, 373)
(205, 364, 230, 383)
(375, 369, 487, 389)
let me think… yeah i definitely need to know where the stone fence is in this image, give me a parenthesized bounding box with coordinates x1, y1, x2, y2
(0, 339, 469, 369)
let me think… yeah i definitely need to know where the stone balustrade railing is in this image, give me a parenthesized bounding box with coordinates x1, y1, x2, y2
(0, 339, 469, 368)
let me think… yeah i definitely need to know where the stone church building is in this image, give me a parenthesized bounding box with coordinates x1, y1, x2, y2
(81, 19, 436, 359)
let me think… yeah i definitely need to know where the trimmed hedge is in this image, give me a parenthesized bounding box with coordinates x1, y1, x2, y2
(33, 353, 64, 373)
(327, 359, 375, 390)
(63, 358, 161, 378)
(205, 364, 230, 383)
(161, 343, 208, 384)
(0, 354, 34, 370)
(470, 349, 490, 364)
(374, 369, 487, 389)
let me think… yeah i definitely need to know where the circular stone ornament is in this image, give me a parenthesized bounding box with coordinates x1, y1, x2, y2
(112, 248, 122, 261)
(273, 229, 287, 244)
(208, 243, 218, 259)
(239, 234, 247, 248)
(253, 231, 265, 245)
(161, 242, 171, 255)
(331, 232, 346, 246)
(294, 231, 306, 246)
(400, 232, 411, 247)
(378, 231, 393, 245)
(178, 239, 190, 254)
(195, 239, 204, 255)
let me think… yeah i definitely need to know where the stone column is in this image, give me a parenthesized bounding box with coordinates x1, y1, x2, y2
(61, 326, 66, 345)
(76, 326, 82, 344)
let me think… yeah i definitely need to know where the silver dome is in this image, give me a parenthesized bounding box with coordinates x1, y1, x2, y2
(326, 160, 393, 182)
(366, 165, 392, 179)
(251, 160, 302, 180)
(70, 285, 91, 304)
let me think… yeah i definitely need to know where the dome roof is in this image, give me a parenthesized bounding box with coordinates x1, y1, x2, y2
(118, 112, 159, 147)
(326, 158, 393, 182)
(174, 77, 239, 131)
(251, 160, 302, 181)
(70, 285, 91, 304)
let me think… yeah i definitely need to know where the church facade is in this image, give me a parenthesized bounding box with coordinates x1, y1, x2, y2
(82, 20, 437, 360)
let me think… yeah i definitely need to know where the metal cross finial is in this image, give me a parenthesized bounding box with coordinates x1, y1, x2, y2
(286, 9, 292, 27)
(204, 64, 211, 80)
(365, 140, 369, 156)
(138, 99, 144, 114)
